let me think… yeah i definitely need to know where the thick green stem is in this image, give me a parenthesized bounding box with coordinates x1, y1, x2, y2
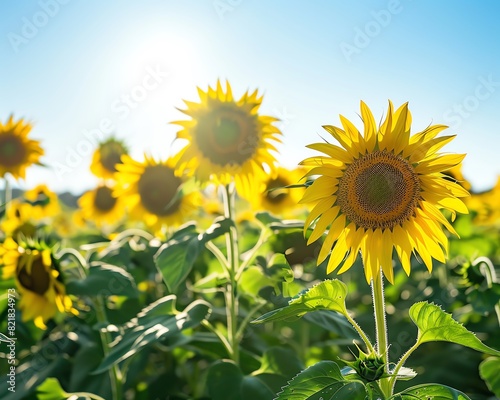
(94, 296, 123, 400)
(63, 248, 123, 400)
(371, 270, 391, 398)
(222, 184, 240, 365)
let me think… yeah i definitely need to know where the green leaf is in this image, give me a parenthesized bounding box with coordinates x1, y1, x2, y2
(255, 211, 304, 230)
(154, 229, 199, 292)
(207, 361, 244, 400)
(479, 356, 500, 397)
(0, 333, 78, 400)
(154, 217, 233, 292)
(390, 383, 471, 399)
(409, 302, 500, 356)
(254, 347, 304, 378)
(304, 311, 358, 340)
(37, 377, 106, 400)
(198, 216, 234, 244)
(94, 296, 211, 373)
(275, 361, 366, 400)
(66, 261, 138, 298)
(252, 279, 349, 324)
(36, 378, 68, 400)
(242, 376, 275, 400)
(466, 284, 500, 314)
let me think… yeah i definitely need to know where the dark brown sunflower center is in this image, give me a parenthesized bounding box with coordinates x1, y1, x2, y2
(0, 133, 26, 167)
(266, 177, 289, 205)
(94, 186, 117, 212)
(337, 151, 420, 230)
(195, 107, 259, 166)
(137, 165, 181, 216)
(17, 255, 51, 295)
(100, 142, 127, 172)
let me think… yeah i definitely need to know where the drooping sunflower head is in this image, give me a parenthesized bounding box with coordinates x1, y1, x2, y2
(77, 182, 125, 228)
(300, 101, 469, 284)
(249, 166, 308, 217)
(172, 80, 282, 196)
(90, 137, 129, 179)
(24, 184, 61, 219)
(114, 154, 201, 232)
(0, 237, 75, 329)
(0, 115, 44, 180)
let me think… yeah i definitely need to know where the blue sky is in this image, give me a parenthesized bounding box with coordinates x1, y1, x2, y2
(1, 0, 499, 194)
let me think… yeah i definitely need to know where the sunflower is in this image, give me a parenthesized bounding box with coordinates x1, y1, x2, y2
(114, 155, 200, 232)
(0, 237, 75, 329)
(0, 115, 44, 180)
(172, 80, 282, 197)
(0, 199, 37, 238)
(249, 166, 308, 217)
(24, 184, 61, 219)
(77, 182, 125, 227)
(300, 101, 469, 284)
(90, 137, 128, 179)
(466, 176, 500, 226)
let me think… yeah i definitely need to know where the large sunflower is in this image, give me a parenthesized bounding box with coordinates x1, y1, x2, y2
(77, 182, 125, 227)
(0, 115, 44, 180)
(172, 80, 282, 196)
(300, 101, 469, 284)
(114, 155, 200, 231)
(90, 137, 129, 180)
(0, 237, 75, 329)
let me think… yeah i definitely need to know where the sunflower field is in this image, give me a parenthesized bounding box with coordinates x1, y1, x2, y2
(1, 78, 500, 400)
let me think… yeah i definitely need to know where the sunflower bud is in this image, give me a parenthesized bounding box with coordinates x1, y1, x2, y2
(343, 345, 386, 382)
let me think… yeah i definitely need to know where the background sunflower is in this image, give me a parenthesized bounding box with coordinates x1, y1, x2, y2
(247, 166, 307, 218)
(77, 182, 125, 227)
(24, 184, 61, 220)
(0, 115, 44, 180)
(300, 101, 469, 284)
(0, 237, 74, 329)
(90, 137, 129, 180)
(114, 154, 200, 232)
(172, 80, 282, 198)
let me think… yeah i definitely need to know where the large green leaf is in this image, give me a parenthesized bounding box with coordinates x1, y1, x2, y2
(479, 356, 500, 397)
(254, 347, 304, 378)
(275, 361, 366, 400)
(154, 217, 233, 292)
(207, 361, 243, 400)
(409, 302, 500, 355)
(94, 295, 211, 373)
(66, 261, 138, 298)
(36, 378, 69, 400)
(207, 360, 282, 400)
(0, 332, 78, 400)
(37, 377, 106, 400)
(390, 383, 471, 399)
(252, 280, 349, 324)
